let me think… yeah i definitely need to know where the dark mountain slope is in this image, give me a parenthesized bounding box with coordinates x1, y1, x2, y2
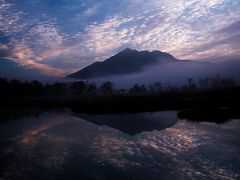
(68, 48, 177, 79)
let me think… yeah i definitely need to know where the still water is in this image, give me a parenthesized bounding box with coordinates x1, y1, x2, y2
(0, 110, 240, 180)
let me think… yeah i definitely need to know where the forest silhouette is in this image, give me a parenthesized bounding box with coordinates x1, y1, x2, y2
(0, 76, 240, 123)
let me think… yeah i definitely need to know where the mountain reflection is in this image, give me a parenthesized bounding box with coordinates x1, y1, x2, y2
(74, 111, 178, 135)
(0, 111, 240, 180)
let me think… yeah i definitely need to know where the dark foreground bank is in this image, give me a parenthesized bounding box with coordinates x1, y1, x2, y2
(0, 77, 240, 109)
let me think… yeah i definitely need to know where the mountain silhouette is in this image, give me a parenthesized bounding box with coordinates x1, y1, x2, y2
(68, 48, 178, 79)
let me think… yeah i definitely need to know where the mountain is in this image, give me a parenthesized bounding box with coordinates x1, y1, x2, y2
(68, 48, 178, 79)
(68, 49, 240, 87)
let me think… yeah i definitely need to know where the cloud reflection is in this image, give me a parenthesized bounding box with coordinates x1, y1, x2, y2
(0, 112, 239, 179)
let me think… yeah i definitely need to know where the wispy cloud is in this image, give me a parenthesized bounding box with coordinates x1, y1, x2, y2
(11, 43, 64, 76)
(82, 4, 100, 17)
(0, 0, 239, 75)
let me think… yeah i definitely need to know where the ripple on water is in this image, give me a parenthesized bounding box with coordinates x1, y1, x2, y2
(0, 112, 239, 180)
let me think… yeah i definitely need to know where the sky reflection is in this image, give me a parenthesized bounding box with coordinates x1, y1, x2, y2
(0, 111, 239, 180)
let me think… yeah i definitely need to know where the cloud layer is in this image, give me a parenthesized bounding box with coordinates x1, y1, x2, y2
(0, 0, 240, 76)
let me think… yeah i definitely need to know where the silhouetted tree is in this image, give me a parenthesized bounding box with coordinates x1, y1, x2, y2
(220, 78, 236, 88)
(87, 83, 97, 96)
(117, 89, 127, 95)
(198, 78, 210, 89)
(71, 81, 87, 96)
(210, 74, 221, 89)
(129, 84, 148, 96)
(187, 78, 197, 90)
(148, 82, 162, 94)
(99, 81, 114, 95)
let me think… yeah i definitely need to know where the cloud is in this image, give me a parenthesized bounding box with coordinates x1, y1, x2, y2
(0, 0, 240, 76)
(0, 44, 10, 57)
(10, 43, 64, 76)
(73, 0, 240, 61)
(180, 20, 240, 60)
(0, 0, 66, 75)
(82, 4, 100, 17)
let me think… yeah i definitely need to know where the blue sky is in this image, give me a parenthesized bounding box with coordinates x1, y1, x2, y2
(0, 0, 240, 76)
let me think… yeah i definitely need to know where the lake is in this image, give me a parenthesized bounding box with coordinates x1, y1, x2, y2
(0, 109, 240, 180)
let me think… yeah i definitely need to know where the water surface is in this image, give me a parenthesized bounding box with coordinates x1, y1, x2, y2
(0, 110, 239, 180)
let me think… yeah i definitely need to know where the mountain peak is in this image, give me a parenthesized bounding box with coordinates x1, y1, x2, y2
(68, 49, 178, 79)
(123, 48, 133, 52)
(120, 48, 138, 54)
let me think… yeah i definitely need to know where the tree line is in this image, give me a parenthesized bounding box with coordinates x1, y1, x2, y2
(0, 75, 238, 101)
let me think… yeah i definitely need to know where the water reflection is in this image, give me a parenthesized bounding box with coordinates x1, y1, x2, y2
(0, 110, 240, 180)
(75, 111, 178, 135)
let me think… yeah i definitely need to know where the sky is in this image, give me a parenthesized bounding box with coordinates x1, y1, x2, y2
(0, 0, 240, 76)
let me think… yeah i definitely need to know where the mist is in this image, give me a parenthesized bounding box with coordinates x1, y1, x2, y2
(86, 59, 240, 88)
